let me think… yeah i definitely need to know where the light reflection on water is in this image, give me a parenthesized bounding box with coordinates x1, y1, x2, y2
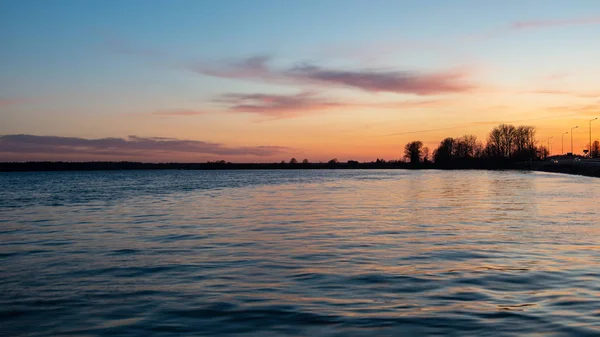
(1, 170, 599, 336)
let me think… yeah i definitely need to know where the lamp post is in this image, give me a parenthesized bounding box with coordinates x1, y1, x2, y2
(548, 137, 554, 157)
(562, 132, 568, 155)
(590, 118, 598, 158)
(571, 126, 579, 155)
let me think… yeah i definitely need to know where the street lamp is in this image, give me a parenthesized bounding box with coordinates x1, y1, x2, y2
(571, 126, 579, 155)
(562, 132, 568, 155)
(548, 137, 554, 157)
(590, 118, 598, 158)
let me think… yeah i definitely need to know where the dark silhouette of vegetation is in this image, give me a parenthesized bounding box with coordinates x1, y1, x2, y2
(422, 147, 430, 164)
(538, 146, 549, 160)
(484, 125, 536, 161)
(347, 160, 359, 168)
(432, 137, 455, 166)
(588, 140, 600, 158)
(403, 141, 423, 165)
(427, 125, 543, 168)
(432, 135, 483, 168)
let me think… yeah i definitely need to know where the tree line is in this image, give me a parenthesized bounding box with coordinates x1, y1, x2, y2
(401, 124, 591, 168)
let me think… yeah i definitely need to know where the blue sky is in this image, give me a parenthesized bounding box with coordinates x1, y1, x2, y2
(1, 0, 600, 161)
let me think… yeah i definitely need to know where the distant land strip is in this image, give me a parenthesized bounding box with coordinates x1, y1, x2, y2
(1, 161, 598, 178)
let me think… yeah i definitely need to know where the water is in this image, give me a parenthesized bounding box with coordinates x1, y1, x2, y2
(1, 170, 599, 336)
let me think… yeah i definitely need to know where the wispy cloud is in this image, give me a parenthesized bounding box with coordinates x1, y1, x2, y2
(290, 64, 472, 95)
(211, 91, 445, 119)
(529, 89, 572, 95)
(0, 134, 289, 158)
(543, 73, 570, 81)
(577, 104, 600, 116)
(526, 90, 600, 98)
(216, 91, 343, 118)
(565, 103, 600, 116)
(192, 56, 474, 96)
(152, 109, 207, 116)
(190, 55, 273, 80)
(511, 16, 600, 30)
(544, 104, 600, 117)
(376, 99, 444, 109)
(464, 15, 600, 42)
(101, 38, 164, 58)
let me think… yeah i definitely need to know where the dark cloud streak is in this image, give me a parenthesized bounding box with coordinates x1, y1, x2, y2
(217, 92, 343, 117)
(286, 64, 472, 95)
(0, 135, 288, 158)
(212, 91, 443, 118)
(192, 56, 473, 96)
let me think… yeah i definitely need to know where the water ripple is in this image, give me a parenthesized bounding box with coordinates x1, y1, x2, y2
(1, 170, 599, 336)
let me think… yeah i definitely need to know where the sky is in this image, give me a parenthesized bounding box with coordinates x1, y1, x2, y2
(1, 0, 600, 162)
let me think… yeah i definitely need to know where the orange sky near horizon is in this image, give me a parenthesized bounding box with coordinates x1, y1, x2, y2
(2, 94, 597, 162)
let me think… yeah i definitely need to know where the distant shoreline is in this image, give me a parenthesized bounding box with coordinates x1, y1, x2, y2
(1, 161, 598, 178)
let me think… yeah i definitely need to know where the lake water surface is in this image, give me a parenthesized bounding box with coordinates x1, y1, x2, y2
(1, 170, 599, 336)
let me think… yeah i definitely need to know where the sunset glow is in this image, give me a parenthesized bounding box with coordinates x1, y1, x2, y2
(1, 0, 599, 162)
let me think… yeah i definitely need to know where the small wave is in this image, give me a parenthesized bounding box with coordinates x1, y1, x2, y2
(107, 248, 140, 256)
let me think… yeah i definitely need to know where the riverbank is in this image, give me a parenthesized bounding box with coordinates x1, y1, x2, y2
(1, 161, 599, 178)
(532, 163, 600, 178)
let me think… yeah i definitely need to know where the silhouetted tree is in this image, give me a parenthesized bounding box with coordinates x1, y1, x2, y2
(433, 137, 455, 165)
(512, 126, 537, 161)
(486, 127, 502, 158)
(486, 124, 537, 160)
(500, 124, 516, 158)
(328, 158, 339, 165)
(404, 141, 423, 164)
(289, 158, 298, 164)
(538, 145, 549, 160)
(454, 135, 481, 159)
(422, 147, 430, 163)
(590, 140, 600, 158)
(302, 158, 309, 164)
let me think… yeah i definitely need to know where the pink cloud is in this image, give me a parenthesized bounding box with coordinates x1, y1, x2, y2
(216, 91, 343, 118)
(286, 65, 473, 95)
(192, 56, 474, 96)
(214, 91, 445, 119)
